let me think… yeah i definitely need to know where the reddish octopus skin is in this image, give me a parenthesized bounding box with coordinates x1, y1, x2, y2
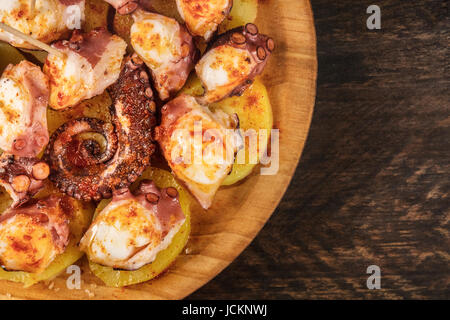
(130, 10, 200, 101)
(0, 61, 50, 158)
(0, 195, 72, 251)
(0, 154, 50, 208)
(196, 23, 275, 104)
(44, 54, 157, 202)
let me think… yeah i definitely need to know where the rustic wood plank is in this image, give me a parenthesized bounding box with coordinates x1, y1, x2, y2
(189, 0, 449, 299)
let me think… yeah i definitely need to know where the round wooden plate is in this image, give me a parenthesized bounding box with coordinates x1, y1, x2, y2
(0, 0, 316, 300)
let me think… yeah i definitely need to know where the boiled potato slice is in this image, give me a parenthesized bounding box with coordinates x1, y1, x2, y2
(182, 75, 273, 185)
(88, 167, 191, 287)
(0, 183, 94, 288)
(0, 187, 13, 215)
(0, 42, 25, 73)
(84, 0, 110, 32)
(150, 0, 183, 21)
(219, 0, 258, 32)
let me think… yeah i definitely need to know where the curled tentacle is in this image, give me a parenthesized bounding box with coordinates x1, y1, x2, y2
(0, 153, 50, 208)
(45, 54, 157, 202)
(47, 118, 118, 171)
(196, 23, 274, 104)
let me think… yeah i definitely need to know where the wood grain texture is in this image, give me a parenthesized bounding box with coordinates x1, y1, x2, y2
(189, 0, 449, 299)
(0, 0, 317, 299)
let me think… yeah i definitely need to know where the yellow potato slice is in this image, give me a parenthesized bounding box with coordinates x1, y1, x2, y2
(0, 42, 25, 73)
(0, 183, 94, 288)
(88, 167, 191, 287)
(219, 0, 258, 32)
(182, 75, 273, 185)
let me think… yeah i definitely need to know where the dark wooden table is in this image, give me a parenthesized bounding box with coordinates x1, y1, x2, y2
(189, 0, 449, 299)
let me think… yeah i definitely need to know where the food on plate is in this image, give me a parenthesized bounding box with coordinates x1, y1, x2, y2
(0, 154, 50, 208)
(196, 23, 274, 104)
(130, 9, 198, 101)
(44, 28, 127, 110)
(176, 0, 233, 41)
(0, 43, 24, 73)
(84, 0, 110, 31)
(0, 0, 85, 49)
(155, 94, 243, 209)
(87, 167, 191, 287)
(182, 77, 273, 185)
(0, 189, 94, 287)
(44, 54, 156, 201)
(0, 61, 49, 157)
(218, 0, 258, 32)
(0, 195, 72, 273)
(0, 0, 275, 289)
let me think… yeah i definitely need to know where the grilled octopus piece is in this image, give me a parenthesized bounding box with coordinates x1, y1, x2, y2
(176, 0, 233, 41)
(0, 154, 50, 208)
(196, 23, 275, 104)
(0, 61, 49, 158)
(104, 0, 140, 14)
(130, 9, 199, 101)
(45, 28, 127, 110)
(44, 54, 157, 202)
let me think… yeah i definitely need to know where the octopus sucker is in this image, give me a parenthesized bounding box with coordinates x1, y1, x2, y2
(44, 28, 127, 110)
(196, 23, 274, 104)
(0, 61, 50, 158)
(0, 0, 86, 49)
(0, 153, 50, 208)
(45, 54, 157, 202)
(104, 0, 140, 15)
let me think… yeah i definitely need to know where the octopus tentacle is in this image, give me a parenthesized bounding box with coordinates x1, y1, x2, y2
(45, 54, 157, 202)
(196, 23, 274, 104)
(47, 118, 118, 170)
(0, 154, 50, 208)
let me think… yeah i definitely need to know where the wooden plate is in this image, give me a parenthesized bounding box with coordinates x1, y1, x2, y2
(0, 0, 317, 300)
